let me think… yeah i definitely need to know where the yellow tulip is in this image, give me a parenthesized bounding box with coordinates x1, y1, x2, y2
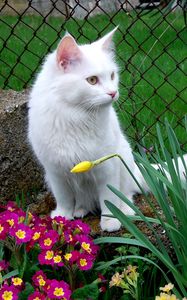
(70, 153, 122, 174)
(70, 161, 94, 173)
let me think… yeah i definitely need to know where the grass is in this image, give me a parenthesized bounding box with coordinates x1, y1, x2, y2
(0, 10, 186, 148)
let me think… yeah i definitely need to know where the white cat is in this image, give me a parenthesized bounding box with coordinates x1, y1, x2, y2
(28, 29, 186, 232)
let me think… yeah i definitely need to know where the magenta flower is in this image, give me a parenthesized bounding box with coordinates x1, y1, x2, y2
(64, 250, 80, 263)
(32, 270, 47, 288)
(47, 279, 71, 300)
(53, 253, 64, 267)
(6, 201, 18, 212)
(38, 250, 54, 266)
(2, 212, 19, 228)
(75, 234, 99, 255)
(77, 253, 94, 270)
(9, 223, 33, 244)
(0, 221, 9, 240)
(0, 284, 19, 300)
(28, 291, 46, 300)
(71, 220, 91, 234)
(11, 277, 24, 290)
(52, 216, 68, 228)
(39, 230, 59, 250)
(0, 260, 9, 272)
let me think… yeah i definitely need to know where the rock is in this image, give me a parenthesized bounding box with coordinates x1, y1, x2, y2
(0, 89, 45, 203)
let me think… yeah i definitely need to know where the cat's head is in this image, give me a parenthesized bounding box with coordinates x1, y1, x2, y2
(52, 28, 119, 108)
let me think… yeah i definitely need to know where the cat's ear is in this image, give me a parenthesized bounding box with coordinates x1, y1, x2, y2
(56, 34, 82, 70)
(98, 26, 118, 52)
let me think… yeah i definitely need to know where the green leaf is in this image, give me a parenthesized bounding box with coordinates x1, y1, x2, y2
(72, 282, 100, 300)
(19, 282, 35, 300)
(2, 269, 19, 282)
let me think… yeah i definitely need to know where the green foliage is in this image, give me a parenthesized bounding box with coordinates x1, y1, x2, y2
(95, 119, 187, 298)
(0, 11, 186, 148)
(72, 280, 100, 300)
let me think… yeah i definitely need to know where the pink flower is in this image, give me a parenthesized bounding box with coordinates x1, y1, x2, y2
(47, 279, 71, 300)
(9, 223, 33, 244)
(64, 250, 80, 264)
(71, 220, 91, 234)
(38, 250, 54, 266)
(32, 270, 47, 288)
(6, 201, 18, 212)
(0, 284, 19, 300)
(0, 260, 9, 272)
(0, 221, 9, 240)
(75, 234, 99, 255)
(53, 253, 64, 267)
(2, 212, 19, 229)
(77, 253, 94, 270)
(39, 230, 59, 250)
(28, 291, 46, 300)
(11, 277, 24, 290)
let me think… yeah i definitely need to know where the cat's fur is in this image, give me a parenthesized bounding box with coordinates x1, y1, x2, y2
(28, 29, 186, 232)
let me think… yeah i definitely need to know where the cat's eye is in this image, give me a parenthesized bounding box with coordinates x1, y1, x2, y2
(111, 72, 115, 80)
(86, 76, 98, 85)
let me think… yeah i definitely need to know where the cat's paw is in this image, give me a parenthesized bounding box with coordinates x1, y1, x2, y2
(73, 208, 88, 219)
(51, 208, 73, 220)
(100, 216, 121, 232)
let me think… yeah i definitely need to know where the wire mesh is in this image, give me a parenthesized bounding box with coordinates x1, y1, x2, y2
(0, 0, 186, 149)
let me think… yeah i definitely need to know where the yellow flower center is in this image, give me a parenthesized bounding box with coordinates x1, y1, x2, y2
(0, 225, 4, 233)
(39, 278, 46, 286)
(80, 258, 87, 267)
(16, 229, 26, 239)
(54, 255, 61, 263)
(12, 277, 23, 286)
(7, 219, 14, 227)
(44, 238, 52, 246)
(54, 287, 64, 297)
(45, 250, 54, 260)
(82, 242, 91, 253)
(64, 253, 72, 261)
(19, 216, 25, 223)
(33, 232, 40, 240)
(2, 291, 13, 300)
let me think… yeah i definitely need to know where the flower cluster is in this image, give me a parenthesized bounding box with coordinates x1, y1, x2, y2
(156, 283, 187, 300)
(29, 271, 71, 299)
(0, 201, 99, 299)
(110, 265, 139, 300)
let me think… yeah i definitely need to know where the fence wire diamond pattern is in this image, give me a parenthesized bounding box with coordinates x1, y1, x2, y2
(0, 0, 186, 149)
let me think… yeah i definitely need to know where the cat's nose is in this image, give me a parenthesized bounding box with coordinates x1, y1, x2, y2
(107, 91, 117, 99)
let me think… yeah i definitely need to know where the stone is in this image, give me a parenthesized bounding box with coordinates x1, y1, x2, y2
(0, 89, 45, 203)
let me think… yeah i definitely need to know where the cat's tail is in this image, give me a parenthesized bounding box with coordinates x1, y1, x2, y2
(134, 153, 187, 193)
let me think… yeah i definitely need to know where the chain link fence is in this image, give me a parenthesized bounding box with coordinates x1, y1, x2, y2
(0, 0, 186, 150)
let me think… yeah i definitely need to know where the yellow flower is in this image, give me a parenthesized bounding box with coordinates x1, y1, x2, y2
(109, 272, 123, 287)
(160, 283, 174, 293)
(71, 161, 93, 173)
(156, 292, 179, 300)
(70, 153, 122, 173)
